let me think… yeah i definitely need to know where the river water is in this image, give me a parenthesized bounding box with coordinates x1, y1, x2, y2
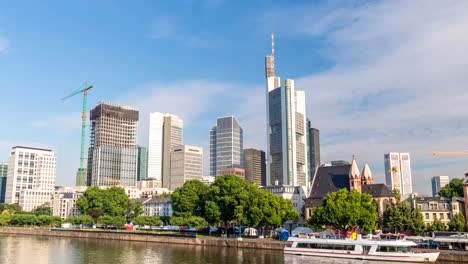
(0, 235, 456, 264)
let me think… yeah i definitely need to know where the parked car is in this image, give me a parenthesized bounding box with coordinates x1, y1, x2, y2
(197, 226, 218, 235)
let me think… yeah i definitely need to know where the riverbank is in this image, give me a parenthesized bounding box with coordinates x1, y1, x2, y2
(0, 227, 467, 262)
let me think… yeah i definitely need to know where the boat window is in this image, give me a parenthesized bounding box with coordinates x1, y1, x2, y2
(377, 246, 407, 252)
(320, 244, 334, 250)
(345, 245, 355, 251)
(362, 246, 371, 253)
(297, 243, 309, 248)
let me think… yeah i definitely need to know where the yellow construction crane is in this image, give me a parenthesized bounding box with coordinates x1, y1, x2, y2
(432, 151, 468, 156)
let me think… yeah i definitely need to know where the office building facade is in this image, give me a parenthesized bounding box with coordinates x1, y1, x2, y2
(431, 176, 450, 196)
(137, 146, 148, 181)
(170, 145, 203, 190)
(306, 120, 320, 182)
(265, 39, 308, 187)
(0, 163, 7, 203)
(243, 148, 266, 186)
(4, 146, 56, 211)
(147, 113, 183, 188)
(209, 116, 243, 176)
(384, 152, 413, 196)
(87, 102, 139, 187)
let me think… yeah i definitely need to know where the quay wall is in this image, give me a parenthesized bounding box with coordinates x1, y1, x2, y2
(0, 228, 467, 262)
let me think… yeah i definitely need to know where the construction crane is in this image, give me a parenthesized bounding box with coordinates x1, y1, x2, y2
(62, 84, 93, 186)
(432, 151, 468, 156)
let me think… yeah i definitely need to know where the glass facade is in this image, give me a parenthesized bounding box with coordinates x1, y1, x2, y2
(209, 116, 243, 176)
(87, 103, 139, 187)
(137, 146, 148, 181)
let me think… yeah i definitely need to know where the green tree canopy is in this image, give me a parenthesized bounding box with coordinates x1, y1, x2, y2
(32, 203, 52, 216)
(383, 201, 426, 235)
(0, 203, 23, 214)
(77, 186, 131, 222)
(98, 215, 125, 227)
(429, 218, 446, 231)
(171, 180, 209, 218)
(448, 213, 466, 232)
(439, 178, 464, 198)
(133, 216, 161, 227)
(307, 189, 378, 232)
(170, 216, 207, 228)
(66, 215, 94, 225)
(125, 200, 144, 223)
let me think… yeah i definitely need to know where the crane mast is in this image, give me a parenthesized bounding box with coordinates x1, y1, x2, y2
(62, 84, 93, 186)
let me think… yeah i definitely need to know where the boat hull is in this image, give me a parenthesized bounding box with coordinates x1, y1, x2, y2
(284, 247, 440, 263)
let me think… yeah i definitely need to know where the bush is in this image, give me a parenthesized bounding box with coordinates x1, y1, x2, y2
(133, 216, 161, 227)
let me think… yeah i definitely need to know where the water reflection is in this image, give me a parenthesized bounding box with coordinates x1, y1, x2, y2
(0, 235, 457, 264)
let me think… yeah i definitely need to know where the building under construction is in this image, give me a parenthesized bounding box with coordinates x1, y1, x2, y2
(87, 102, 139, 187)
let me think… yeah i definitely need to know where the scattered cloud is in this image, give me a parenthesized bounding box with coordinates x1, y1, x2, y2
(29, 112, 82, 135)
(0, 37, 9, 54)
(265, 0, 468, 194)
(148, 16, 211, 47)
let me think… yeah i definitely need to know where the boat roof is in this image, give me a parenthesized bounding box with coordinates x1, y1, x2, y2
(288, 237, 417, 247)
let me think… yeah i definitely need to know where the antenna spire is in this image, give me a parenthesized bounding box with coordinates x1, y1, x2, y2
(271, 32, 275, 68)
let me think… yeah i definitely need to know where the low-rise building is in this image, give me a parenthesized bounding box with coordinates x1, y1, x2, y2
(411, 196, 465, 227)
(264, 185, 308, 224)
(52, 186, 87, 219)
(201, 176, 215, 186)
(137, 197, 173, 218)
(220, 167, 245, 179)
(18, 190, 54, 212)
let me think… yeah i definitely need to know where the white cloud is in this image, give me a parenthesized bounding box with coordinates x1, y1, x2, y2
(268, 0, 468, 194)
(148, 16, 211, 47)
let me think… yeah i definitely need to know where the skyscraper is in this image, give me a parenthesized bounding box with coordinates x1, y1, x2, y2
(431, 176, 450, 196)
(170, 145, 203, 190)
(5, 146, 56, 211)
(0, 162, 7, 203)
(209, 116, 243, 176)
(306, 120, 320, 182)
(147, 113, 183, 188)
(265, 35, 308, 186)
(137, 146, 148, 181)
(87, 102, 139, 187)
(384, 152, 413, 196)
(243, 148, 266, 186)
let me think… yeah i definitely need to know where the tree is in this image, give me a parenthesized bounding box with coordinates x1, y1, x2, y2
(308, 189, 378, 232)
(0, 211, 11, 226)
(430, 219, 446, 231)
(77, 186, 131, 221)
(448, 213, 466, 232)
(439, 178, 464, 198)
(170, 216, 207, 228)
(383, 201, 426, 235)
(125, 201, 144, 224)
(0, 203, 23, 214)
(133, 216, 161, 227)
(66, 215, 94, 225)
(32, 203, 52, 216)
(98, 215, 125, 227)
(171, 180, 209, 217)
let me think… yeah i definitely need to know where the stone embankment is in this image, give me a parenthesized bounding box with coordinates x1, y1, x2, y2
(0, 228, 467, 262)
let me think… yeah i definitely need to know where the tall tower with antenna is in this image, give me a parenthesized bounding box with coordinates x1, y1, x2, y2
(265, 33, 276, 78)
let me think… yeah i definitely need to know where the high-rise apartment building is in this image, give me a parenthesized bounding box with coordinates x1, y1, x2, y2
(0, 162, 7, 203)
(384, 152, 413, 196)
(243, 148, 266, 186)
(4, 146, 56, 211)
(265, 36, 308, 187)
(147, 113, 183, 188)
(431, 176, 450, 196)
(87, 102, 139, 187)
(306, 120, 320, 182)
(210, 116, 243, 176)
(169, 145, 203, 190)
(137, 146, 148, 181)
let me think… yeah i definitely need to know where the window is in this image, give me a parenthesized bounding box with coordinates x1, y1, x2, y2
(440, 213, 444, 220)
(425, 213, 429, 219)
(433, 213, 437, 219)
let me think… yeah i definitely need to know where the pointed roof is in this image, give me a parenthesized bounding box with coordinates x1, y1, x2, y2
(349, 159, 360, 178)
(361, 163, 373, 180)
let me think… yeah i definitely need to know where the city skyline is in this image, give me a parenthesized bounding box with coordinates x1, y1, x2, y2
(1, 1, 468, 195)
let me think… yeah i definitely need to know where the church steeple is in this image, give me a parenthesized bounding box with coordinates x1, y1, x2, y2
(361, 163, 374, 185)
(349, 158, 362, 192)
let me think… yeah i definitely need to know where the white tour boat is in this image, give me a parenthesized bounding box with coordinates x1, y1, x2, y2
(285, 234, 439, 263)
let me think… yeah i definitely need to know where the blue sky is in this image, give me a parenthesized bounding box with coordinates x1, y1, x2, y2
(1, 0, 468, 195)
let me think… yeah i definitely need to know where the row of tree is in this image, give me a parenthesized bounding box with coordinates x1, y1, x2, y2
(170, 175, 299, 228)
(307, 188, 467, 234)
(0, 203, 61, 227)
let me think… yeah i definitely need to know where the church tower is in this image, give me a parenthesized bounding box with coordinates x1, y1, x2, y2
(361, 163, 374, 185)
(349, 159, 362, 192)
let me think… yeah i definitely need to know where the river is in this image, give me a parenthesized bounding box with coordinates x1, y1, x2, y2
(0, 234, 458, 264)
